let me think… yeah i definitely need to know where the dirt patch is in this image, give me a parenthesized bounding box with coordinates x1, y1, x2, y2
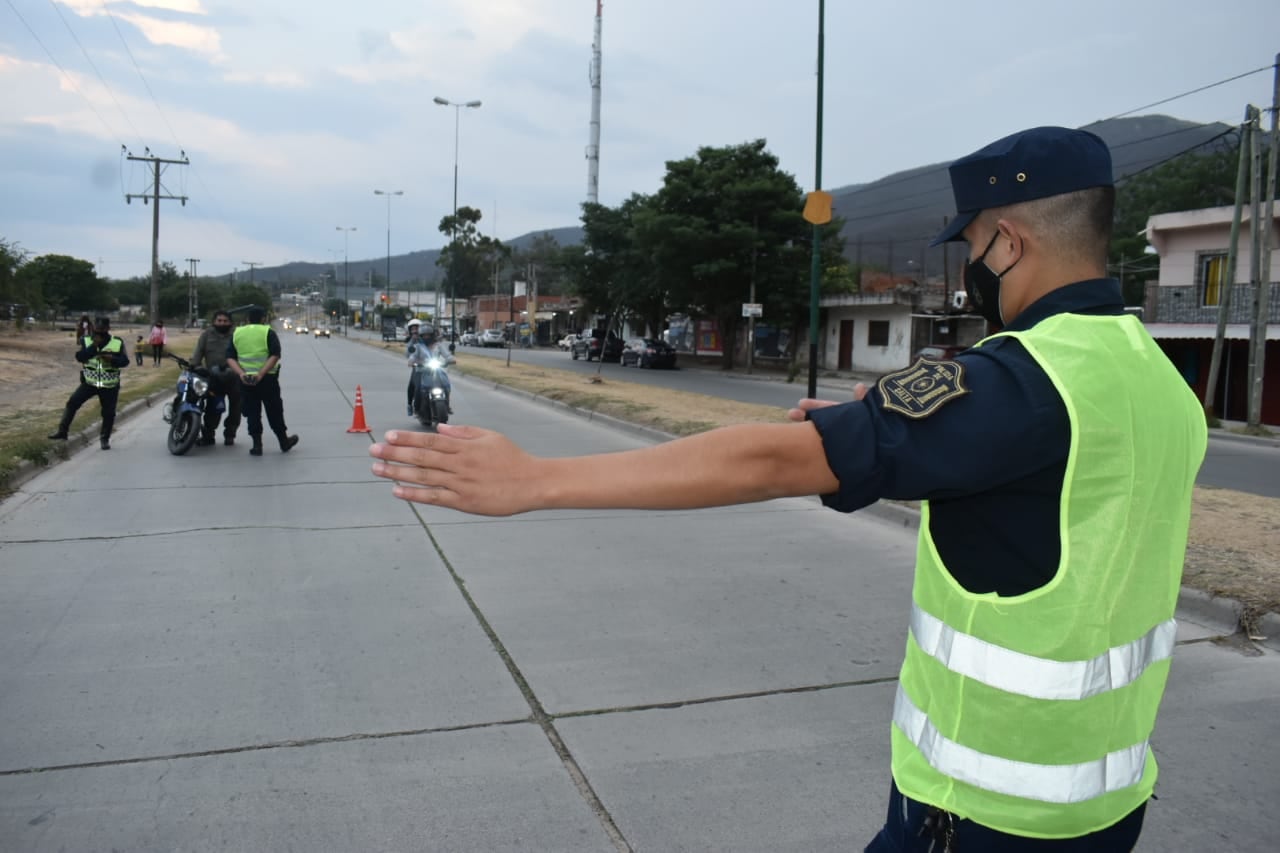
(0, 326, 191, 479)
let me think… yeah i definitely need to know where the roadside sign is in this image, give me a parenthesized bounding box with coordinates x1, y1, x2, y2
(742, 303, 763, 318)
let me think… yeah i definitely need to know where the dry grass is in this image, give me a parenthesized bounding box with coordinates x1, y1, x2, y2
(0, 327, 185, 480)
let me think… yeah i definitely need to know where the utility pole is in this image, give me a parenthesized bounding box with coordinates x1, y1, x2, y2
(242, 262, 261, 285)
(1248, 57, 1280, 429)
(184, 257, 200, 326)
(942, 216, 951, 310)
(1205, 107, 1255, 421)
(125, 149, 189, 323)
(1247, 106, 1266, 428)
(805, 0, 826, 399)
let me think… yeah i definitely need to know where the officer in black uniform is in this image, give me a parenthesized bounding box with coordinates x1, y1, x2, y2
(226, 306, 298, 456)
(369, 128, 1206, 851)
(48, 317, 129, 450)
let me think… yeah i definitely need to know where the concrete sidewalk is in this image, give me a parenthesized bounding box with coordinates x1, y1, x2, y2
(0, 332, 1276, 851)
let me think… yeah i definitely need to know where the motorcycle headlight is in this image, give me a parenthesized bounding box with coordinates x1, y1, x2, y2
(430, 388, 446, 397)
(426, 358, 443, 369)
(192, 377, 209, 396)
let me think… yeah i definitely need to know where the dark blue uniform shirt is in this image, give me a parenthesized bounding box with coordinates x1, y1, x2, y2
(808, 278, 1126, 596)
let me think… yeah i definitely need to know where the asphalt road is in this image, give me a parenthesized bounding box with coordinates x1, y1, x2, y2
(453, 339, 1280, 498)
(1, 331, 1275, 851)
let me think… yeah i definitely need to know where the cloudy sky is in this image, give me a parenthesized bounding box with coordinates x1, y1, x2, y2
(2, 0, 1278, 279)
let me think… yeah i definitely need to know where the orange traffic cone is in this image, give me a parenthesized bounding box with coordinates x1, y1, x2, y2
(347, 385, 372, 433)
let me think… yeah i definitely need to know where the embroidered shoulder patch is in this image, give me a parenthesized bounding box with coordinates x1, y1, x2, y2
(877, 358, 969, 419)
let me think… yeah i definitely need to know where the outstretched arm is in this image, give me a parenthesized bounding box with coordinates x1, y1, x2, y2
(370, 421, 839, 517)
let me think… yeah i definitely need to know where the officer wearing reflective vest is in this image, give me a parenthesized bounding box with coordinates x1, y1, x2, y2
(226, 305, 298, 457)
(48, 317, 130, 450)
(367, 127, 1208, 850)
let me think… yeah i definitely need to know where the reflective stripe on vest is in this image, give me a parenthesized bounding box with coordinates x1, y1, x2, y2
(83, 337, 122, 388)
(233, 324, 277, 375)
(909, 604, 1176, 702)
(893, 685, 1149, 804)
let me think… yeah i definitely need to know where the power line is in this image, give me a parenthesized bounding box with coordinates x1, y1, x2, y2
(47, 0, 144, 145)
(99, 0, 183, 153)
(837, 63, 1274, 202)
(1088, 63, 1276, 124)
(3, 0, 123, 143)
(1114, 127, 1237, 184)
(98, 0, 230, 226)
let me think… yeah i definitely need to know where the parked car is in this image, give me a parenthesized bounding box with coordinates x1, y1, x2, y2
(313, 326, 331, 338)
(557, 333, 580, 351)
(913, 345, 966, 362)
(621, 337, 677, 369)
(480, 328, 506, 348)
(571, 329, 623, 362)
(460, 331, 479, 346)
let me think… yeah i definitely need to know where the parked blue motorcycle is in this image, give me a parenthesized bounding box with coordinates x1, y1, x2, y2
(163, 354, 225, 455)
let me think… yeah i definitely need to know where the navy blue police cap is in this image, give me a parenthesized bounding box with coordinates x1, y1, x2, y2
(930, 126, 1113, 246)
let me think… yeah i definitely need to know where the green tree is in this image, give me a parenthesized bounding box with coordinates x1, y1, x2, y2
(643, 139, 844, 367)
(0, 238, 31, 309)
(437, 206, 507, 301)
(15, 254, 110, 318)
(1112, 146, 1238, 304)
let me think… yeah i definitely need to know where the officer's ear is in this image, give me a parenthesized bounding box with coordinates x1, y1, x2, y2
(991, 217, 1025, 268)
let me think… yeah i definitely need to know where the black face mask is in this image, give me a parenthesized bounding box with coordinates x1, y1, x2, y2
(963, 231, 1020, 327)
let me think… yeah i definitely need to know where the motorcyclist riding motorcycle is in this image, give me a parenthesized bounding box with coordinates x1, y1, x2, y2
(405, 319, 452, 417)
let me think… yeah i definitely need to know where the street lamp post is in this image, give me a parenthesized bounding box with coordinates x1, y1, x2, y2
(433, 96, 482, 347)
(336, 226, 356, 335)
(373, 189, 404, 319)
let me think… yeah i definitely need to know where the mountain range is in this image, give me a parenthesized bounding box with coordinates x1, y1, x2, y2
(257, 115, 1230, 293)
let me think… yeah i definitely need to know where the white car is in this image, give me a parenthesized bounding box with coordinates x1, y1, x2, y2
(480, 328, 506, 348)
(558, 333, 580, 351)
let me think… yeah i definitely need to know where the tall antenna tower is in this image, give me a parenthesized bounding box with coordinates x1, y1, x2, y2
(586, 1, 603, 203)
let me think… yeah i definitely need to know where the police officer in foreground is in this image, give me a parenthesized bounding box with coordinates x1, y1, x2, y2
(368, 127, 1207, 850)
(226, 306, 298, 457)
(48, 317, 129, 450)
(188, 309, 242, 446)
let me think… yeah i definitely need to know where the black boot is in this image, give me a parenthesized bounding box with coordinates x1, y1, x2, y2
(48, 430, 69, 441)
(196, 430, 216, 447)
(224, 433, 236, 446)
(100, 436, 111, 450)
(250, 436, 263, 456)
(278, 433, 299, 453)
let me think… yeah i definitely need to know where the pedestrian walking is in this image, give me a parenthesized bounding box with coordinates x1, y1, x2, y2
(48, 317, 129, 450)
(148, 320, 167, 366)
(369, 127, 1208, 850)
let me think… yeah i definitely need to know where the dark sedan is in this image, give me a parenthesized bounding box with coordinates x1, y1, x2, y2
(621, 338, 677, 369)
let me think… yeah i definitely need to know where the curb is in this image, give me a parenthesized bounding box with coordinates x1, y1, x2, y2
(1205, 428, 1280, 450)
(2, 389, 171, 495)
(455, 371, 1278, 653)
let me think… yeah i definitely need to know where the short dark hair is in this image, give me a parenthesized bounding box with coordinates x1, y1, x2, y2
(986, 185, 1115, 269)
(94, 316, 110, 330)
(246, 306, 266, 324)
(213, 310, 232, 323)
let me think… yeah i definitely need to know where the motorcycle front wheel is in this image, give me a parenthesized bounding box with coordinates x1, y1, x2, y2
(430, 397, 449, 426)
(167, 410, 199, 455)
(413, 389, 433, 428)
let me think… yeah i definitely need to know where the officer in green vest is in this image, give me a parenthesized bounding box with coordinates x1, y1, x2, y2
(368, 127, 1207, 850)
(226, 305, 298, 456)
(48, 317, 130, 450)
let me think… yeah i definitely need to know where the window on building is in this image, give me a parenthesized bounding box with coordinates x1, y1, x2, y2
(868, 320, 890, 347)
(1201, 253, 1227, 307)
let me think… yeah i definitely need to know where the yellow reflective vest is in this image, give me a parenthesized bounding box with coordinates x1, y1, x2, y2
(891, 313, 1207, 838)
(232, 324, 278, 376)
(81, 336, 123, 388)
